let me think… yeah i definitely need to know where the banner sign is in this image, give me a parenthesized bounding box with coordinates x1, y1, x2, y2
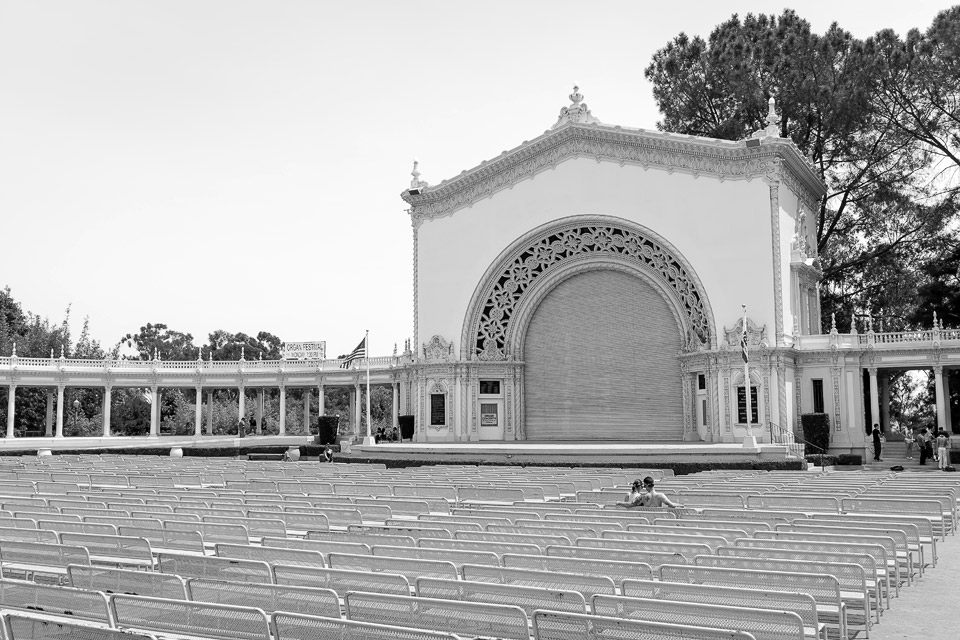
(281, 341, 326, 360)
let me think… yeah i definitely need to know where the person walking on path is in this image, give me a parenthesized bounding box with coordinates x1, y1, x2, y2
(872, 423, 883, 462)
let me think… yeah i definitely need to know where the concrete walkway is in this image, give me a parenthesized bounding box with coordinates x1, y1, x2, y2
(865, 529, 958, 640)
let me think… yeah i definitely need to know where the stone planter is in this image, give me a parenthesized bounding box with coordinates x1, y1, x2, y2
(286, 447, 300, 462)
(170, 447, 184, 458)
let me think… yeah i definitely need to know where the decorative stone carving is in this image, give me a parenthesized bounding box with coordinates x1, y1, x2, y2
(423, 335, 455, 363)
(724, 317, 767, 349)
(468, 220, 712, 360)
(750, 97, 783, 140)
(424, 378, 451, 432)
(409, 159, 429, 191)
(553, 85, 601, 129)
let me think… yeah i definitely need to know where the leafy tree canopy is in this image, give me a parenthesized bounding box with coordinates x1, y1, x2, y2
(645, 8, 959, 331)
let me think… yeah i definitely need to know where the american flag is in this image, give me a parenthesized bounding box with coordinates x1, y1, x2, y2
(340, 337, 367, 369)
(740, 323, 749, 364)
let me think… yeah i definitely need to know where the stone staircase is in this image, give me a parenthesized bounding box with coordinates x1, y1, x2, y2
(862, 440, 947, 473)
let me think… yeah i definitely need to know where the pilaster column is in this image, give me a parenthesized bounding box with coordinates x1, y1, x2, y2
(256, 390, 264, 436)
(194, 387, 203, 437)
(278, 386, 286, 435)
(149, 386, 159, 436)
(238, 387, 246, 435)
(55, 385, 65, 437)
(5, 384, 15, 438)
(102, 386, 112, 437)
(353, 383, 361, 438)
(881, 374, 891, 435)
(868, 367, 880, 434)
(392, 382, 400, 433)
(303, 390, 311, 433)
(45, 390, 53, 437)
(318, 385, 325, 416)
(935, 366, 949, 432)
(205, 391, 214, 435)
(798, 285, 808, 335)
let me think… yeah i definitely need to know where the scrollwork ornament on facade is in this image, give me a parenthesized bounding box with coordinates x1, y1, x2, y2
(422, 335, 455, 363)
(831, 366, 842, 432)
(723, 374, 731, 432)
(471, 221, 712, 359)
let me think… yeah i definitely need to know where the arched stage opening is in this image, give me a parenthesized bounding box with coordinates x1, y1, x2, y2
(522, 268, 684, 440)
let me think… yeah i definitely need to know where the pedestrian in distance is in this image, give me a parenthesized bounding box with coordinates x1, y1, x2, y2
(919, 428, 932, 465)
(937, 430, 951, 470)
(871, 423, 883, 462)
(904, 428, 916, 459)
(323, 447, 334, 463)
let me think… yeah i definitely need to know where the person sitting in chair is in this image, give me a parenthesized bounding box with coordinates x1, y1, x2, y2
(617, 477, 681, 509)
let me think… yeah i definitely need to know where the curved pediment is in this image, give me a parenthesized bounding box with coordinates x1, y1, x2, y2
(402, 121, 825, 226)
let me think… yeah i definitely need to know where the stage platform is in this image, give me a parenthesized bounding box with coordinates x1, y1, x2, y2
(0, 435, 803, 470)
(345, 440, 799, 468)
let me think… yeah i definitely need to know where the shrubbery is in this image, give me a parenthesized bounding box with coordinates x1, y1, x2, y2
(804, 454, 838, 466)
(799, 413, 830, 456)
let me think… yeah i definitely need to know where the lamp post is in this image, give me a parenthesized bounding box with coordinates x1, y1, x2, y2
(72, 398, 80, 433)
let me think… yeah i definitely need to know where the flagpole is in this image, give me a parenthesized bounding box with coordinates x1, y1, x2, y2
(364, 329, 374, 445)
(742, 305, 757, 448)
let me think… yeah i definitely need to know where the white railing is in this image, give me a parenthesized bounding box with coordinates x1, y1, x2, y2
(794, 327, 960, 350)
(768, 422, 804, 459)
(0, 355, 402, 374)
(860, 330, 934, 345)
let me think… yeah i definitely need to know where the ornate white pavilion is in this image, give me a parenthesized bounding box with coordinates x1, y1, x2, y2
(396, 88, 959, 455)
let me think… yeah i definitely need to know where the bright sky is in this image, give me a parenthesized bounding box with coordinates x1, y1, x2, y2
(0, 1, 949, 358)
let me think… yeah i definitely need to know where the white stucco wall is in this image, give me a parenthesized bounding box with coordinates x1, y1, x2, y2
(416, 158, 776, 354)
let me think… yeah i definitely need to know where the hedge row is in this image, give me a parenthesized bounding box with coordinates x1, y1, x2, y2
(340, 456, 806, 474)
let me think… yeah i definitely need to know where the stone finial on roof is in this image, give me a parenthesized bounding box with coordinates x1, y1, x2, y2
(553, 84, 600, 129)
(409, 159, 428, 191)
(749, 95, 782, 140)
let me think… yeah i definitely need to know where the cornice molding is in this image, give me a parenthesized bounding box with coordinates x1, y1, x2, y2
(402, 123, 826, 225)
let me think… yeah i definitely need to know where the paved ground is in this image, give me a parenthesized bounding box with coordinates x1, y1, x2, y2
(871, 531, 959, 640)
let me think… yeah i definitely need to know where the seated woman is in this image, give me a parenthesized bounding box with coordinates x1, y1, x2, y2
(616, 478, 648, 508)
